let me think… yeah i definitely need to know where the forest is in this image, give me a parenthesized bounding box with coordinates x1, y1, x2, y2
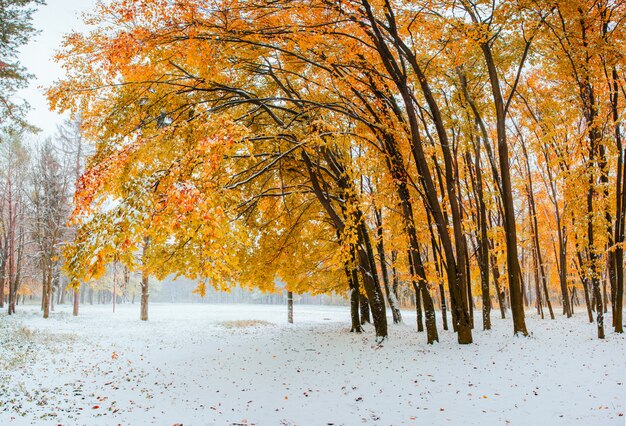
(47, 0, 626, 343)
(3, 0, 626, 344)
(2, 0, 626, 424)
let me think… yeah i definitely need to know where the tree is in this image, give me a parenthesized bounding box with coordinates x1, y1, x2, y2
(28, 139, 71, 318)
(0, 133, 28, 314)
(0, 0, 44, 131)
(48, 0, 626, 343)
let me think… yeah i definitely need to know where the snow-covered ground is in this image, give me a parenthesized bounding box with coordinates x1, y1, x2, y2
(0, 303, 624, 425)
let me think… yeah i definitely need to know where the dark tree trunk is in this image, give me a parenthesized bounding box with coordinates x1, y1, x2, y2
(360, 294, 371, 325)
(467, 13, 527, 335)
(467, 246, 474, 329)
(520, 136, 555, 321)
(612, 66, 625, 333)
(489, 234, 506, 319)
(346, 265, 362, 333)
(603, 278, 608, 314)
(413, 282, 424, 332)
(374, 208, 402, 324)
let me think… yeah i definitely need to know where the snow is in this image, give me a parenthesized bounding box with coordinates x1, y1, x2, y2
(0, 303, 624, 425)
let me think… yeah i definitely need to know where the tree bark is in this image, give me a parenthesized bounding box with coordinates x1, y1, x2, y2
(73, 286, 80, 316)
(141, 239, 150, 321)
(611, 67, 625, 333)
(374, 208, 402, 324)
(357, 294, 369, 325)
(464, 5, 528, 335)
(287, 291, 293, 324)
(346, 265, 362, 332)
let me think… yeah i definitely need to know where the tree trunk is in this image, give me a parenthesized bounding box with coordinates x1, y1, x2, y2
(603, 278, 608, 314)
(112, 262, 117, 313)
(612, 67, 625, 333)
(0, 273, 5, 309)
(413, 282, 424, 332)
(140, 238, 150, 321)
(73, 286, 79, 316)
(474, 26, 527, 336)
(359, 294, 371, 325)
(346, 260, 362, 332)
(43, 273, 51, 319)
(50, 283, 55, 312)
(140, 272, 149, 321)
(374, 208, 402, 324)
(439, 283, 449, 331)
(287, 291, 293, 324)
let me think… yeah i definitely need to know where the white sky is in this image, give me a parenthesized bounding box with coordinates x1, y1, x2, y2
(17, 0, 97, 136)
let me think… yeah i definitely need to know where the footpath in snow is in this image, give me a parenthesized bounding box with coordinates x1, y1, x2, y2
(0, 303, 624, 425)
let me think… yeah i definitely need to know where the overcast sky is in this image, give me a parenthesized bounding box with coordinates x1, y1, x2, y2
(17, 0, 97, 136)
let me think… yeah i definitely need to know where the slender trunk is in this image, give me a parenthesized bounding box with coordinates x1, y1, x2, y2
(346, 264, 362, 332)
(408, 250, 424, 332)
(521, 136, 555, 321)
(612, 66, 625, 333)
(112, 262, 117, 313)
(488, 214, 507, 320)
(50, 282, 55, 312)
(428, 223, 449, 331)
(374, 208, 402, 323)
(413, 283, 424, 332)
(141, 238, 150, 321)
(43, 270, 51, 319)
(140, 273, 149, 321)
(473, 24, 527, 335)
(578, 10, 603, 338)
(439, 284, 448, 331)
(603, 279, 608, 314)
(587, 149, 604, 338)
(0, 258, 4, 309)
(466, 245, 474, 329)
(287, 291, 293, 324)
(531, 246, 543, 318)
(73, 285, 79, 316)
(557, 217, 572, 318)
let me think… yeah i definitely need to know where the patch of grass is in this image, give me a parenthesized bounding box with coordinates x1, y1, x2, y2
(15, 325, 76, 344)
(219, 320, 273, 329)
(16, 326, 36, 340)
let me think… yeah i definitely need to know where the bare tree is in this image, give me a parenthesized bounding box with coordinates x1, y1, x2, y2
(56, 117, 89, 315)
(0, 134, 29, 314)
(28, 139, 72, 318)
